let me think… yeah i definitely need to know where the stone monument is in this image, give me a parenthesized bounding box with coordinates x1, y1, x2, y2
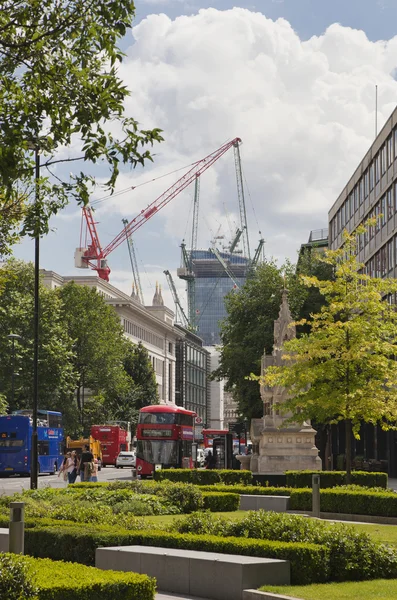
(250, 288, 321, 474)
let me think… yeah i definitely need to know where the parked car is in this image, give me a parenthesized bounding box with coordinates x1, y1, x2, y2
(116, 452, 136, 468)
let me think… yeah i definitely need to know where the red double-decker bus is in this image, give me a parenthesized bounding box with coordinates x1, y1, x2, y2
(90, 424, 128, 467)
(136, 405, 196, 478)
(202, 429, 229, 448)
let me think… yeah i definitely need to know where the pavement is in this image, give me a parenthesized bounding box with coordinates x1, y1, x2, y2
(156, 595, 208, 600)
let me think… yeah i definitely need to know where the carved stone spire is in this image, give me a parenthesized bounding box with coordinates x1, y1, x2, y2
(152, 282, 159, 306)
(131, 282, 141, 303)
(273, 289, 296, 355)
(157, 284, 164, 306)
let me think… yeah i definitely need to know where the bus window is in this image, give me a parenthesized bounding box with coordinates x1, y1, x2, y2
(48, 414, 62, 428)
(0, 440, 23, 448)
(179, 414, 194, 426)
(38, 441, 49, 456)
(139, 413, 177, 425)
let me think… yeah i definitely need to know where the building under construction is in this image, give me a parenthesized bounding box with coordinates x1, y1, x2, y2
(188, 250, 249, 346)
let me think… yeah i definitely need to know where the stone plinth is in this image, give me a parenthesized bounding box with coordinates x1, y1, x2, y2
(236, 454, 251, 471)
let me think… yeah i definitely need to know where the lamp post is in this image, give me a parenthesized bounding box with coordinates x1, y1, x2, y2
(31, 145, 40, 491)
(7, 334, 21, 406)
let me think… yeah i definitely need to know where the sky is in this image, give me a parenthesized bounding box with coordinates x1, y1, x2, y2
(13, 0, 397, 313)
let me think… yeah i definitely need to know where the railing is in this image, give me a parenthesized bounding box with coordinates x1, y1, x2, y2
(309, 228, 328, 242)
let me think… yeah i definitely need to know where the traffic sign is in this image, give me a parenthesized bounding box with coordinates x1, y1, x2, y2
(195, 416, 203, 425)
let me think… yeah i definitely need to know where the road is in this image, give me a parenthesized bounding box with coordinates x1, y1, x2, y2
(0, 465, 134, 496)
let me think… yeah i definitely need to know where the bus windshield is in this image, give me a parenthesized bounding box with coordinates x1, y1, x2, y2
(136, 440, 178, 465)
(139, 413, 177, 425)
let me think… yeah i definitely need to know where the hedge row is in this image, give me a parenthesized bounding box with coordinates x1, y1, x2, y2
(285, 470, 388, 489)
(289, 488, 397, 516)
(202, 492, 240, 512)
(153, 469, 252, 485)
(0, 553, 155, 600)
(24, 525, 328, 585)
(199, 484, 291, 496)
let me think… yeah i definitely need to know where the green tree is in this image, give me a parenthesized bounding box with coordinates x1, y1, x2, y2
(0, 259, 76, 413)
(214, 260, 315, 419)
(0, 0, 163, 252)
(111, 341, 159, 430)
(57, 282, 130, 433)
(261, 226, 397, 481)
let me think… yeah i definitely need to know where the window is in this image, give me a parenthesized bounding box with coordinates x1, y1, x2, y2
(381, 195, 386, 226)
(353, 188, 357, 214)
(168, 342, 173, 354)
(394, 128, 397, 160)
(381, 144, 387, 175)
(376, 202, 381, 232)
(337, 209, 341, 232)
(381, 246, 387, 277)
(388, 135, 393, 167)
(38, 441, 49, 456)
(375, 154, 380, 183)
(364, 170, 369, 198)
(341, 203, 345, 228)
(359, 179, 364, 206)
(388, 240, 394, 272)
(369, 162, 374, 190)
(388, 188, 393, 219)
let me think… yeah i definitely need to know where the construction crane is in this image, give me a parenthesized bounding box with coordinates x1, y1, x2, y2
(252, 237, 265, 268)
(209, 247, 240, 289)
(233, 141, 251, 261)
(75, 138, 241, 281)
(163, 270, 189, 329)
(229, 228, 243, 253)
(122, 218, 144, 304)
(178, 174, 200, 330)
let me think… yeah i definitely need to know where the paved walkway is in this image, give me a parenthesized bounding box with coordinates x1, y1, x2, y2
(389, 478, 397, 490)
(156, 594, 208, 600)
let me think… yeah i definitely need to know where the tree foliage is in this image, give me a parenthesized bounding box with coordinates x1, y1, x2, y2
(214, 257, 329, 419)
(57, 282, 131, 431)
(0, 260, 76, 414)
(260, 226, 397, 479)
(0, 0, 163, 252)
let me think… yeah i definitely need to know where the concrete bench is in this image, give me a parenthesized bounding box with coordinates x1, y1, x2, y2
(96, 545, 290, 600)
(0, 528, 9, 552)
(239, 495, 290, 512)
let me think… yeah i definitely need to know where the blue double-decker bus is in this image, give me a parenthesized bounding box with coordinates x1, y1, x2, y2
(0, 410, 64, 476)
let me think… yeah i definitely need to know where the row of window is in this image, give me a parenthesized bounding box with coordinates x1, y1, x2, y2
(330, 128, 397, 244)
(186, 365, 206, 387)
(150, 356, 163, 376)
(186, 344, 206, 368)
(186, 384, 206, 407)
(123, 319, 164, 350)
(363, 235, 397, 278)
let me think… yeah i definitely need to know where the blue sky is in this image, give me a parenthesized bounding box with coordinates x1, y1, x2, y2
(13, 0, 397, 310)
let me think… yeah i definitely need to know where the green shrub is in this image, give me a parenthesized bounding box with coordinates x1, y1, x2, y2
(21, 555, 156, 600)
(202, 492, 240, 512)
(158, 482, 204, 513)
(285, 470, 388, 489)
(153, 469, 252, 485)
(171, 510, 397, 582)
(198, 484, 291, 496)
(0, 553, 37, 600)
(289, 488, 397, 517)
(24, 525, 327, 585)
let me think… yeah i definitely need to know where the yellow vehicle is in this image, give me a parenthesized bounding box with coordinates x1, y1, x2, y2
(65, 436, 102, 470)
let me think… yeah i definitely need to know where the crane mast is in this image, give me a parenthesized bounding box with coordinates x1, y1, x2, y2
(122, 218, 144, 304)
(209, 247, 240, 289)
(164, 270, 189, 329)
(233, 141, 250, 262)
(76, 137, 241, 281)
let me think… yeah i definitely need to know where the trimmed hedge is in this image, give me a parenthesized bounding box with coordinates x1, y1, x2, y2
(198, 484, 291, 496)
(202, 492, 240, 512)
(0, 553, 37, 600)
(24, 525, 328, 585)
(286, 470, 388, 489)
(289, 488, 397, 517)
(153, 469, 252, 485)
(23, 554, 155, 599)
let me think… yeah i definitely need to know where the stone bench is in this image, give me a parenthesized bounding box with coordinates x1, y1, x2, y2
(0, 528, 8, 552)
(96, 545, 290, 600)
(239, 495, 290, 512)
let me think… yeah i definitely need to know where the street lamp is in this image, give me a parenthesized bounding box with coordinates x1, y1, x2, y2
(7, 334, 21, 407)
(31, 144, 40, 491)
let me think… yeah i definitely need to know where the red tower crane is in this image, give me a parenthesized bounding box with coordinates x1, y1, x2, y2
(75, 137, 241, 281)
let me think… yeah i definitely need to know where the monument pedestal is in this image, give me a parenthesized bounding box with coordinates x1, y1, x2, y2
(258, 424, 321, 474)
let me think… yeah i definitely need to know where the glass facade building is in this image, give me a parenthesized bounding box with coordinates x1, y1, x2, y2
(175, 325, 210, 424)
(190, 250, 249, 346)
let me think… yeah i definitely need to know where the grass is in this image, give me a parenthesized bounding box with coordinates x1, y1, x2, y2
(261, 580, 397, 599)
(344, 522, 397, 547)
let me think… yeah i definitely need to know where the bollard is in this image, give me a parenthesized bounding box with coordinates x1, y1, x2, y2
(312, 474, 320, 518)
(9, 502, 25, 555)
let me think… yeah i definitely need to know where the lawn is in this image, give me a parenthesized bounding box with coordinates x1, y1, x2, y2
(261, 579, 397, 599)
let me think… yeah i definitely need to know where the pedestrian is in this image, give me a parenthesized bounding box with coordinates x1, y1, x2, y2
(58, 452, 71, 482)
(205, 450, 216, 469)
(90, 458, 99, 482)
(68, 451, 78, 484)
(78, 444, 94, 482)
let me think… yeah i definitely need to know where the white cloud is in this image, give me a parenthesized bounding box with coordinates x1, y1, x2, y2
(103, 8, 397, 268)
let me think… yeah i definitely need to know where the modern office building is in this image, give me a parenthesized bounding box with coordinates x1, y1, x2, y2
(188, 250, 249, 346)
(174, 324, 210, 424)
(328, 105, 397, 476)
(329, 106, 397, 275)
(297, 228, 329, 266)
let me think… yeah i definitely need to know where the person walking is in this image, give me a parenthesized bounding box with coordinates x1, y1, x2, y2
(78, 444, 94, 482)
(68, 451, 78, 484)
(90, 458, 99, 482)
(58, 452, 70, 482)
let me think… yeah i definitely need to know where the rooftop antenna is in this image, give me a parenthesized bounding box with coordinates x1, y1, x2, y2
(375, 84, 378, 138)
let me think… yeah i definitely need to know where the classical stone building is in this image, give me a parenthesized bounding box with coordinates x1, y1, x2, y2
(251, 289, 321, 474)
(41, 271, 178, 404)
